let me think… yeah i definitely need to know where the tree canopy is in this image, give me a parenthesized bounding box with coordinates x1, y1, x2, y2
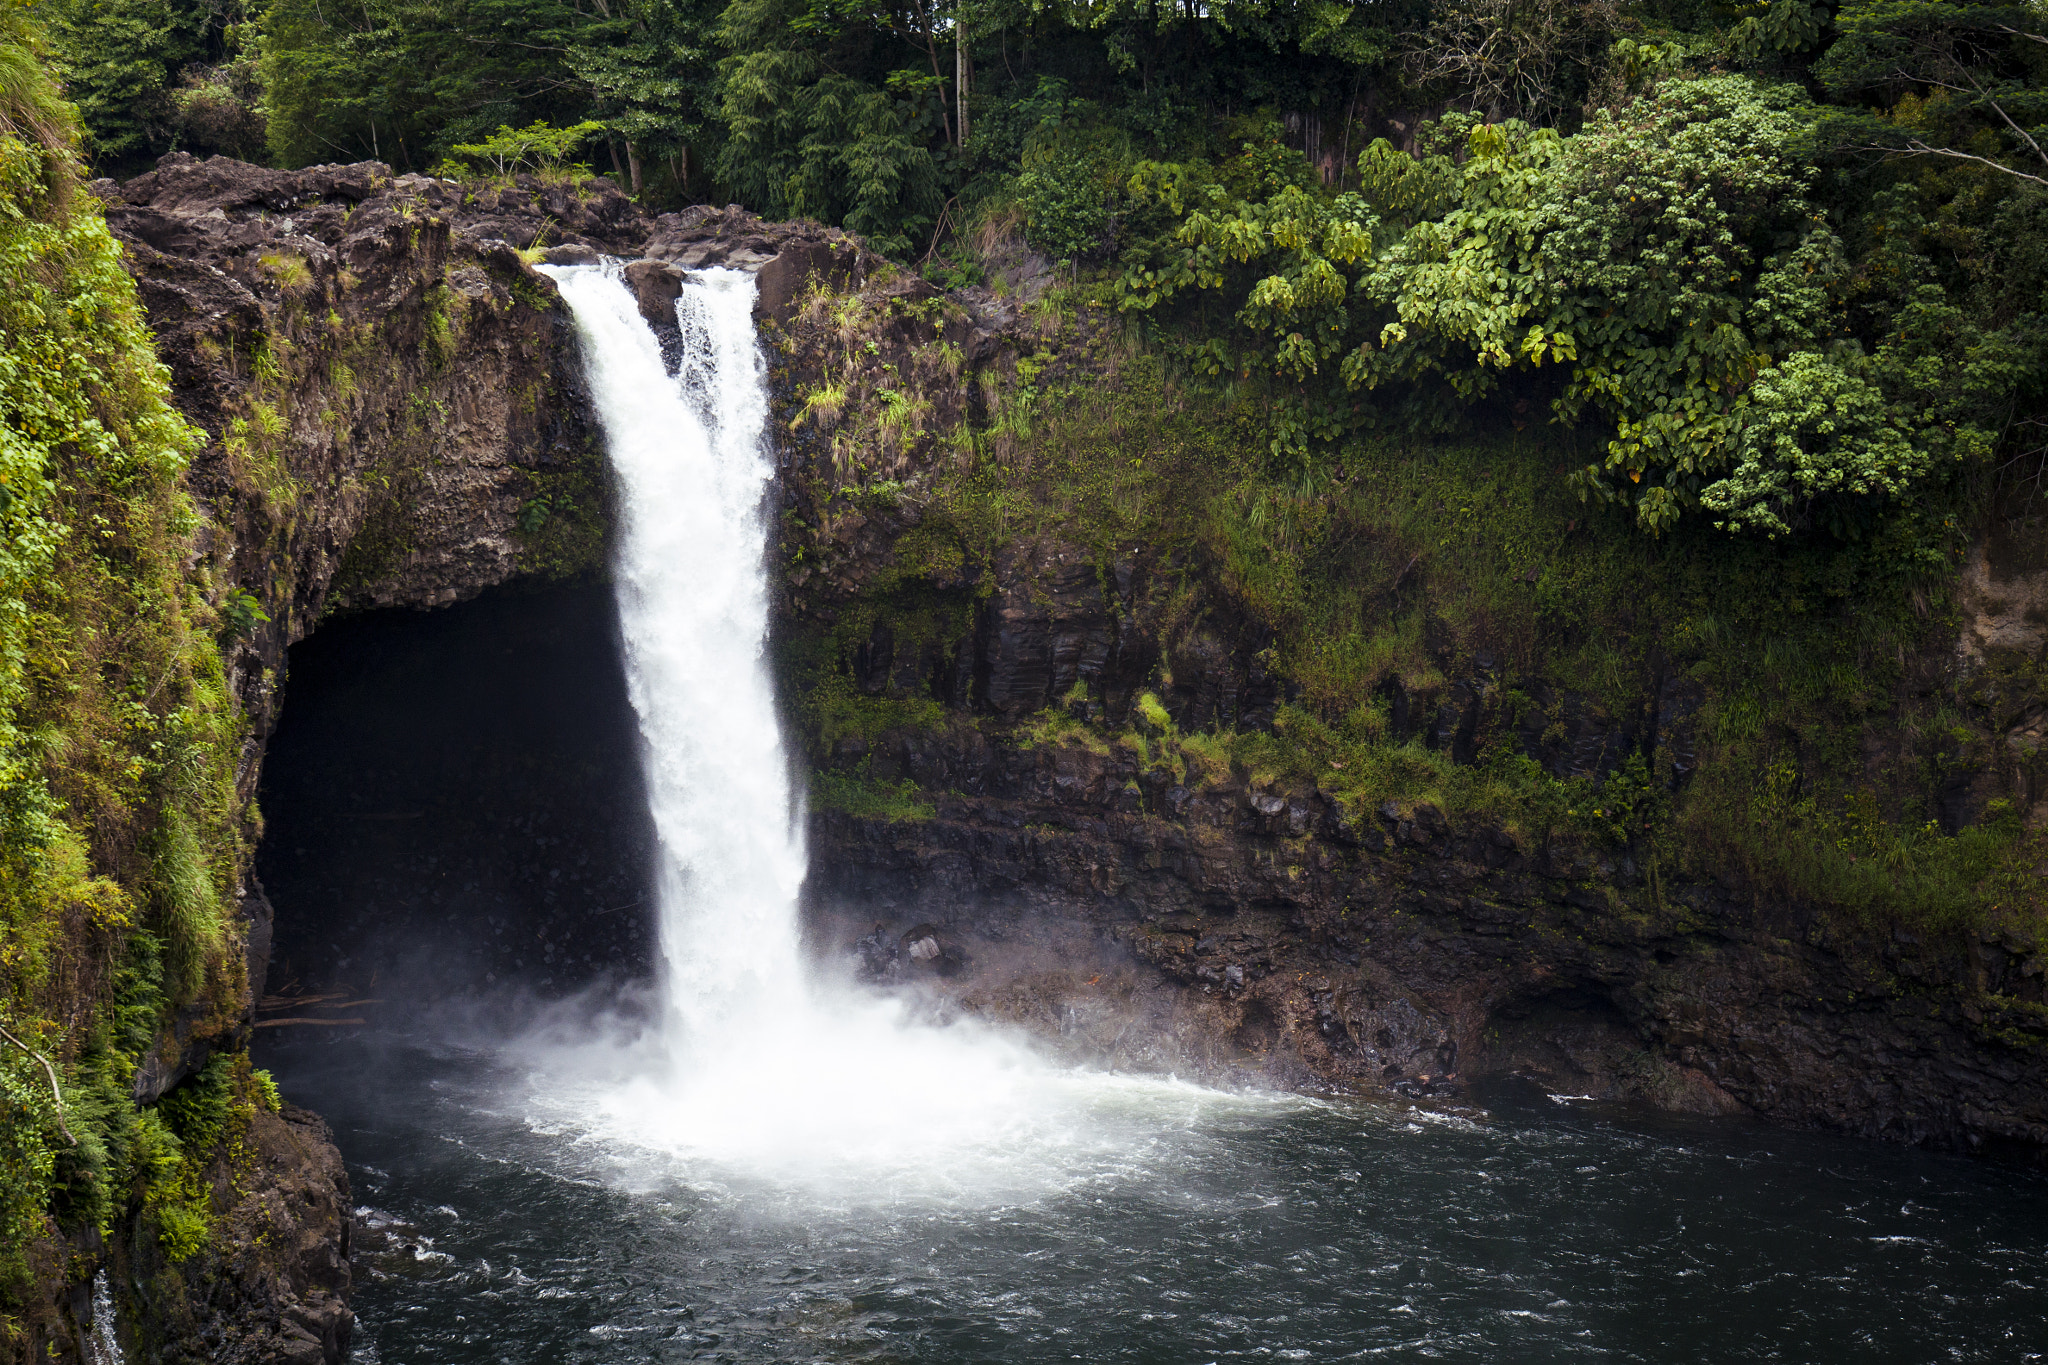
(29, 0, 2048, 540)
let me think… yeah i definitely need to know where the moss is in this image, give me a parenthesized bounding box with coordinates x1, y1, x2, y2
(422, 283, 458, 369)
(511, 439, 609, 582)
(256, 251, 313, 297)
(0, 68, 251, 1314)
(811, 766, 936, 822)
(783, 279, 2042, 942)
(1019, 706, 1111, 756)
(327, 487, 419, 605)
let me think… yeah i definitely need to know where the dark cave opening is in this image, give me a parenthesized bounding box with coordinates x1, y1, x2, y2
(254, 582, 659, 1012)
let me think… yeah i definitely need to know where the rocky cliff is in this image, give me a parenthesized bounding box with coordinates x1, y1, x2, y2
(45, 148, 2044, 1361)
(753, 237, 2048, 1162)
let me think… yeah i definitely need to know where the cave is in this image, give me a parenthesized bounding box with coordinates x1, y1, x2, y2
(254, 582, 659, 1015)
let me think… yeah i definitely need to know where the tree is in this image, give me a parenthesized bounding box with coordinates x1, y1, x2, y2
(1404, 0, 1630, 125)
(714, 0, 947, 253)
(1118, 75, 2039, 536)
(440, 118, 605, 177)
(568, 0, 724, 195)
(260, 0, 610, 170)
(44, 0, 222, 168)
(1818, 0, 2048, 187)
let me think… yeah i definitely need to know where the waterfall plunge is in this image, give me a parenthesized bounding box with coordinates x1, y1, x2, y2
(535, 264, 1234, 1196)
(541, 266, 807, 1043)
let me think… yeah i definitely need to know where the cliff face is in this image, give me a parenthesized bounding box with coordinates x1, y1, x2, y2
(782, 468, 2048, 1164)
(808, 729, 2048, 1154)
(757, 241, 2048, 1163)
(785, 531, 2048, 1156)
(54, 149, 2044, 1360)
(40, 153, 885, 1363)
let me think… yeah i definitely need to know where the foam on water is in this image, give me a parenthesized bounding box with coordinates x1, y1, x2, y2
(537, 262, 1253, 1201)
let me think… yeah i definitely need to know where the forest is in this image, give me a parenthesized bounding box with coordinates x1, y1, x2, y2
(39, 0, 2048, 538)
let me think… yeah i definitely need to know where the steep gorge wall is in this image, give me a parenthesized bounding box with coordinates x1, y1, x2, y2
(2, 154, 605, 1365)
(755, 250, 2048, 1163)
(29, 148, 2042, 1360)
(49, 152, 889, 1364)
(790, 544, 2048, 1158)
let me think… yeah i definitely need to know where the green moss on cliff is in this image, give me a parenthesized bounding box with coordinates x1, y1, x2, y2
(0, 29, 251, 1334)
(783, 286, 2043, 940)
(512, 451, 608, 581)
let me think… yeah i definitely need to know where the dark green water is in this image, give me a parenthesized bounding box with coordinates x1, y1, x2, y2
(262, 1030, 2048, 1365)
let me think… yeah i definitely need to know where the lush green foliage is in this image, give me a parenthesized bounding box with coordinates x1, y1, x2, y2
(715, 0, 949, 255)
(1817, 0, 2048, 188)
(0, 13, 255, 1315)
(1114, 74, 2044, 537)
(805, 329, 2041, 936)
(438, 118, 606, 179)
(44, 0, 261, 168)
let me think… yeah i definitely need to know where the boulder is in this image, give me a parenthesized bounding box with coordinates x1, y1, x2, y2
(622, 258, 685, 329)
(755, 240, 852, 322)
(899, 922, 966, 975)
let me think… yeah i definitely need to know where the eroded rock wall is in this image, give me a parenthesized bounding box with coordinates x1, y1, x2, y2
(809, 739, 2048, 1157)
(760, 262, 2048, 1165)
(76, 153, 888, 1362)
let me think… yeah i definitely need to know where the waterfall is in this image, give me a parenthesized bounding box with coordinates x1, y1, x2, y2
(87, 1271, 122, 1365)
(537, 262, 1213, 1195)
(541, 264, 807, 1048)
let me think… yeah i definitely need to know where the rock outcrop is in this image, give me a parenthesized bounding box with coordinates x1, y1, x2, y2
(769, 372, 2048, 1165)
(779, 502, 2048, 1159)
(809, 737, 2048, 1155)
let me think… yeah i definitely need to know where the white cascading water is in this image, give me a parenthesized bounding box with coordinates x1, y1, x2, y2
(535, 263, 1253, 1197)
(541, 265, 808, 1040)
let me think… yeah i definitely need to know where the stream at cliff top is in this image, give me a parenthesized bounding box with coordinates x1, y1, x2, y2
(257, 262, 2048, 1361)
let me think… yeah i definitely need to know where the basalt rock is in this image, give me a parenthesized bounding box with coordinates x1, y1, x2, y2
(96, 1104, 354, 1365)
(806, 733, 2048, 1157)
(622, 258, 686, 329)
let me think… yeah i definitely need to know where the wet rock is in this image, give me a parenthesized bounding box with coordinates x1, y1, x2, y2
(899, 922, 966, 975)
(638, 204, 876, 321)
(622, 258, 686, 329)
(755, 240, 857, 322)
(123, 1104, 357, 1364)
(855, 921, 900, 980)
(105, 151, 617, 624)
(1250, 792, 1287, 834)
(806, 730, 2048, 1162)
(1653, 673, 1705, 787)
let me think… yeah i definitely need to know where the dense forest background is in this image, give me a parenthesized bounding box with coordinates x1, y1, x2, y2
(40, 0, 2048, 527)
